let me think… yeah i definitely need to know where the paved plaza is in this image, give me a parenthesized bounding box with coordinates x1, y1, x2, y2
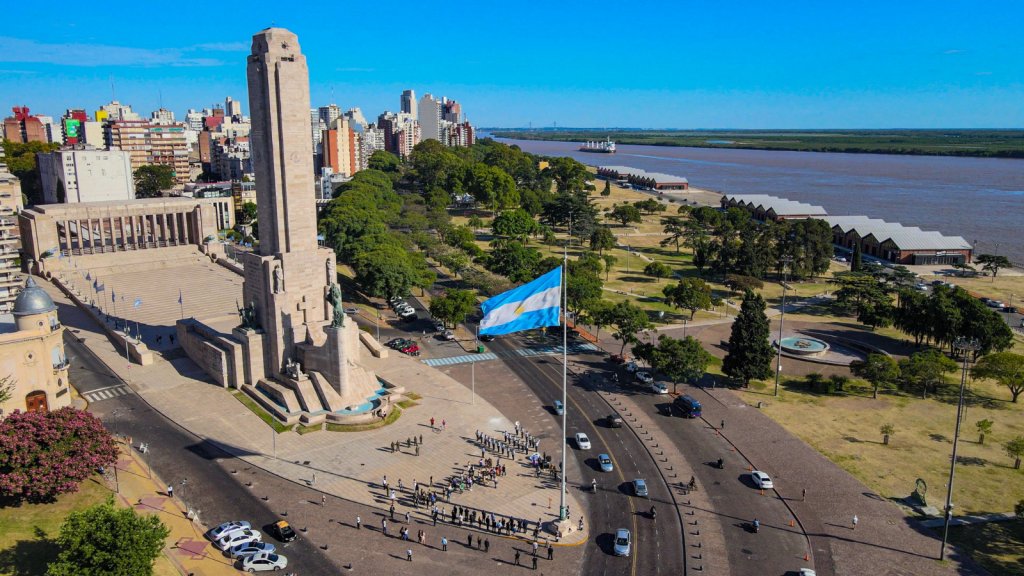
(43, 273, 588, 548)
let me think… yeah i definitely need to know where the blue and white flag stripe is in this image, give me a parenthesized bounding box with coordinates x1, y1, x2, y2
(480, 266, 562, 336)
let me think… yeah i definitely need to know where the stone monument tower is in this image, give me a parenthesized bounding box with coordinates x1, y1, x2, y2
(241, 28, 337, 375)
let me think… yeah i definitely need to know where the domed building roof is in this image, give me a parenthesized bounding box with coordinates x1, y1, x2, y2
(13, 277, 57, 317)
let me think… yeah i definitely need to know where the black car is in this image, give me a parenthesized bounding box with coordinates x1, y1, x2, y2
(605, 413, 624, 428)
(479, 334, 496, 342)
(387, 338, 411, 349)
(269, 520, 297, 542)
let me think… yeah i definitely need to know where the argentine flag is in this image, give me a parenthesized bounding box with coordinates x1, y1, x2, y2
(480, 266, 562, 336)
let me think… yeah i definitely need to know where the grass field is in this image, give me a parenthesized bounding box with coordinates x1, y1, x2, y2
(949, 519, 1024, 576)
(491, 129, 1024, 158)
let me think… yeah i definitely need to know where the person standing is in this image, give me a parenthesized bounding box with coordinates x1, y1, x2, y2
(441, 536, 448, 551)
(547, 542, 553, 560)
(390, 503, 395, 519)
(852, 515, 858, 530)
(405, 511, 411, 524)
(514, 550, 521, 566)
(356, 515, 361, 530)
(467, 533, 472, 547)
(532, 556, 538, 570)
(431, 417, 435, 429)
(166, 484, 174, 498)
(407, 549, 413, 562)
(484, 537, 490, 552)
(382, 518, 388, 536)
(532, 541, 538, 556)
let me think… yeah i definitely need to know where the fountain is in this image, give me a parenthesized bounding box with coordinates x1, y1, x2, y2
(777, 335, 830, 358)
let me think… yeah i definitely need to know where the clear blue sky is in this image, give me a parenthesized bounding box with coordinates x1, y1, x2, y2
(1, 1, 1021, 128)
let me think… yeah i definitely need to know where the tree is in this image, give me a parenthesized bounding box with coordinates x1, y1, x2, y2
(976, 419, 994, 445)
(428, 289, 477, 329)
(644, 261, 672, 279)
(46, 496, 170, 576)
(437, 250, 470, 278)
(486, 240, 542, 283)
(952, 262, 976, 277)
(1005, 436, 1024, 469)
(898, 349, 957, 399)
(545, 156, 590, 193)
(851, 353, 899, 399)
(0, 139, 60, 204)
(589, 227, 617, 256)
(649, 335, 712, 393)
(567, 255, 604, 319)
(368, 150, 401, 173)
(722, 291, 774, 386)
(491, 208, 539, 242)
(0, 375, 13, 405)
(976, 254, 1011, 279)
(0, 407, 118, 502)
(724, 274, 763, 294)
(353, 242, 423, 299)
(880, 423, 895, 446)
(660, 216, 686, 253)
(607, 301, 652, 356)
(468, 215, 485, 230)
(634, 198, 666, 215)
(239, 201, 257, 225)
(540, 191, 598, 240)
(663, 278, 715, 319)
(609, 204, 642, 227)
(973, 352, 1024, 403)
(133, 164, 175, 198)
(601, 180, 611, 196)
(851, 244, 862, 272)
(601, 254, 617, 281)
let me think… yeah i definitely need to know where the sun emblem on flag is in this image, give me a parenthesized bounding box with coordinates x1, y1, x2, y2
(514, 305, 526, 316)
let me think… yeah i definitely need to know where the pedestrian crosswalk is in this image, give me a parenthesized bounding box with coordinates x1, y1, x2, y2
(82, 384, 133, 403)
(421, 343, 599, 367)
(422, 353, 499, 367)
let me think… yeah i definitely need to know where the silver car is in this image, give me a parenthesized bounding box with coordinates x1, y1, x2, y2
(207, 520, 251, 542)
(613, 528, 631, 556)
(241, 552, 288, 572)
(215, 529, 261, 551)
(228, 541, 276, 559)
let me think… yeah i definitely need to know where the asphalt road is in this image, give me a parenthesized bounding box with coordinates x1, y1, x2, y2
(64, 332, 341, 575)
(618, 376, 809, 576)
(488, 332, 686, 576)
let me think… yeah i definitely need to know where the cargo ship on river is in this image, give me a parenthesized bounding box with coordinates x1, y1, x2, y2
(578, 138, 616, 153)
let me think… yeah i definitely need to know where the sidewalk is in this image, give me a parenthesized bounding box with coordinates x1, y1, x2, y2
(106, 441, 241, 575)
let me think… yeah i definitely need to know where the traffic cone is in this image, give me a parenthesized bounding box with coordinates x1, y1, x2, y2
(760, 489, 765, 496)
(789, 519, 795, 527)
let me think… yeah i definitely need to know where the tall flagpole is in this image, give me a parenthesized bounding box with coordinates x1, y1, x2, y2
(559, 217, 569, 522)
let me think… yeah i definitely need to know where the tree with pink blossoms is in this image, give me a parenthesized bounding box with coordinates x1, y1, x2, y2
(0, 407, 118, 503)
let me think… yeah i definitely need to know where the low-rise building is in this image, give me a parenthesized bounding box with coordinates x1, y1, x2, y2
(823, 215, 973, 265)
(721, 194, 826, 220)
(598, 165, 689, 191)
(0, 277, 70, 418)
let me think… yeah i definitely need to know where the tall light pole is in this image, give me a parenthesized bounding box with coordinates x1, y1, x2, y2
(773, 256, 793, 397)
(940, 337, 980, 560)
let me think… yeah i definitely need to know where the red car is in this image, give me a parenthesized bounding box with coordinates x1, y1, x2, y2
(609, 354, 627, 365)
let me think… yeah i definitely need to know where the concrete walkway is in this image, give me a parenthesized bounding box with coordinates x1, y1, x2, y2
(45, 279, 587, 548)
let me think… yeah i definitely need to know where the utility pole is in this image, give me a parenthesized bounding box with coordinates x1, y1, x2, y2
(941, 337, 980, 560)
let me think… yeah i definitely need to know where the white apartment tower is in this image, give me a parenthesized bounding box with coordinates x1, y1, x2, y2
(417, 93, 441, 142)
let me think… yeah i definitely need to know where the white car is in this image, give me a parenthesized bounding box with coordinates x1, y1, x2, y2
(650, 381, 668, 394)
(574, 432, 591, 450)
(207, 520, 251, 542)
(750, 470, 774, 489)
(240, 552, 288, 572)
(215, 529, 262, 551)
(441, 330, 456, 341)
(624, 361, 638, 374)
(635, 371, 653, 384)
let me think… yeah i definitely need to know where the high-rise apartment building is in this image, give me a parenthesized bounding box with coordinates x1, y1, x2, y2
(3, 107, 50, 143)
(96, 100, 140, 122)
(322, 117, 359, 177)
(106, 121, 190, 185)
(417, 94, 441, 142)
(442, 98, 461, 123)
(151, 108, 176, 124)
(396, 123, 421, 158)
(60, 109, 89, 145)
(37, 145, 136, 203)
(359, 126, 386, 170)
(225, 96, 243, 118)
(0, 146, 23, 311)
(401, 89, 416, 118)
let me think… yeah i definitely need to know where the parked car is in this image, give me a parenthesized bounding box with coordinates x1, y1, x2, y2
(401, 344, 421, 356)
(605, 413, 623, 428)
(624, 361, 638, 373)
(613, 528, 631, 557)
(553, 400, 564, 416)
(672, 395, 702, 418)
(598, 453, 614, 472)
(987, 300, 1005, 308)
(635, 371, 653, 384)
(207, 521, 251, 542)
(650, 381, 668, 394)
(228, 541, 275, 559)
(343, 307, 359, 315)
(632, 478, 648, 497)
(433, 320, 446, 332)
(441, 330, 456, 341)
(240, 552, 288, 572)
(267, 520, 297, 542)
(215, 529, 262, 551)
(751, 470, 774, 489)
(387, 338, 411, 349)
(574, 432, 591, 450)
(479, 334, 496, 342)
(608, 354, 627, 365)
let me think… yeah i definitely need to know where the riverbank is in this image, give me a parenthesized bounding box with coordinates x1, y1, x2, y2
(491, 129, 1024, 158)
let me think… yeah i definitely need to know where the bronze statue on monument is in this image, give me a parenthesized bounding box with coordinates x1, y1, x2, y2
(327, 283, 345, 328)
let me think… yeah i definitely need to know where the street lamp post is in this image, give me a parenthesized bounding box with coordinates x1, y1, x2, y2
(773, 256, 793, 397)
(940, 337, 980, 560)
